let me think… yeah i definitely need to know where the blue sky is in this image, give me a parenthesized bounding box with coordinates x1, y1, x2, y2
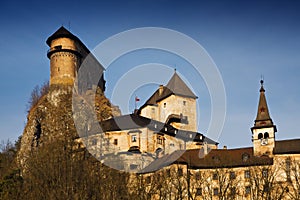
(0, 0, 299, 148)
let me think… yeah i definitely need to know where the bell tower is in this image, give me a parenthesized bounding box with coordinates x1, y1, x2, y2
(251, 80, 277, 156)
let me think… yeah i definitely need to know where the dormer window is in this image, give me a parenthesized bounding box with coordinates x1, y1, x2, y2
(242, 153, 250, 162)
(132, 135, 137, 142)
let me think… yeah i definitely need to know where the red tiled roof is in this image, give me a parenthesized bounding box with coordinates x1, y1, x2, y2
(140, 147, 273, 173)
(274, 139, 300, 154)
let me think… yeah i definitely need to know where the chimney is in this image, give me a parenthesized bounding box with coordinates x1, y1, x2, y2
(159, 85, 164, 96)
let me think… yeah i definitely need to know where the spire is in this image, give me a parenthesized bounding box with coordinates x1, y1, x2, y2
(165, 71, 197, 99)
(253, 80, 274, 128)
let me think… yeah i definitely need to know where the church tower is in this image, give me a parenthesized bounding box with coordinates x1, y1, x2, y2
(251, 80, 277, 156)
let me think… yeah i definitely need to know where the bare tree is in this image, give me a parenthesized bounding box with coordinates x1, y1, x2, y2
(287, 158, 300, 200)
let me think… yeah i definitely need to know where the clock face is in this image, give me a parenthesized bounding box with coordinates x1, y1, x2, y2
(261, 138, 268, 145)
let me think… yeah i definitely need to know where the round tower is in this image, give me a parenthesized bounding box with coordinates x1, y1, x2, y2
(46, 26, 81, 86)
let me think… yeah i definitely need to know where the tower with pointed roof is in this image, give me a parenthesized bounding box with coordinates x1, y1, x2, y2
(46, 26, 105, 90)
(139, 71, 198, 132)
(251, 80, 277, 156)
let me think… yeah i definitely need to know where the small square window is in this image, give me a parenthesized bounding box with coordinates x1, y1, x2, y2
(132, 135, 137, 142)
(166, 169, 171, 176)
(245, 170, 250, 179)
(231, 187, 236, 195)
(213, 188, 219, 196)
(286, 158, 291, 181)
(130, 164, 138, 170)
(91, 139, 97, 146)
(113, 139, 118, 145)
(146, 176, 151, 184)
(263, 185, 269, 192)
(245, 186, 251, 195)
(196, 188, 202, 196)
(230, 171, 236, 179)
(157, 136, 164, 145)
(195, 172, 200, 180)
(213, 173, 218, 180)
(178, 168, 183, 177)
(262, 169, 268, 178)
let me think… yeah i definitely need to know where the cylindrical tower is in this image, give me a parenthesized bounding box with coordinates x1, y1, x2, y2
(46, 26, 81, 86)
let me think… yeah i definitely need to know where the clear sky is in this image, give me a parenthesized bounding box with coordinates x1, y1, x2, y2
(0, 0, 299, 148)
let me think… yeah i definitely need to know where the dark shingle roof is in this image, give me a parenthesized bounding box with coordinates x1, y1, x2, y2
(46, 26, 80, 46)
(139, 72, 197, 110)
(166, 72, 197, 99)
(274, 139, 300, 154)
(252, 80, 275, 129)
(140, 147, 273, 173)
(85, 114, 217, 144)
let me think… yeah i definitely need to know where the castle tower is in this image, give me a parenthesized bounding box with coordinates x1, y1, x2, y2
(139, 71, 198, 132)
(251, 80, 277, 156)
(46, 26, 105, 91)
(46, 26, 82, 86)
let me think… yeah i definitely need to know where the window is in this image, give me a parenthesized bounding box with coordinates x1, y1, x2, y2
(231, 187, 236, 195)
(196, 188, 202, 196)
(113, 139, 118, 145)
(245, 186, 251, 195)
(213, 173, 218, 180)
(230, 171, 236, 179)
(178, 168, 183, 177)
(258, 133, 263, 140)
(262, 169, 268, 178)
(195, 172, 200, 180)
(132, 135, 137, 142)
(91, 138, 97, 146)
(130, 164, 138, 170)
(245, 170, 250, 179)
(157, 136, 164, 145)
(286, 158, 291, 181)
(242, 153, 250, 162)
(264, 132, 269, 139)
(183, 100, 186, 106)
(213, 188, 219, 196)
(166, 169, 171, 176)
(263, 184, 269, 192)
(164, 102, 166, 108)
(146, 176, 151, 184)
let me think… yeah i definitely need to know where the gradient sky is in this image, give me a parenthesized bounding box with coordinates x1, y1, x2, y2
(0, 0, 299, 149)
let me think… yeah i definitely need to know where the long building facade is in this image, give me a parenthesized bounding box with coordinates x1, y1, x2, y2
(138, 80, 300, 200)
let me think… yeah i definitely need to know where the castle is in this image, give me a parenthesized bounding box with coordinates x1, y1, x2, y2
(20, 26, 300, 199)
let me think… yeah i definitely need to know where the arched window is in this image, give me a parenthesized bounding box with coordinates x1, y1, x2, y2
(264, 132, 269, 139)
(258, 133, 263, 140)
